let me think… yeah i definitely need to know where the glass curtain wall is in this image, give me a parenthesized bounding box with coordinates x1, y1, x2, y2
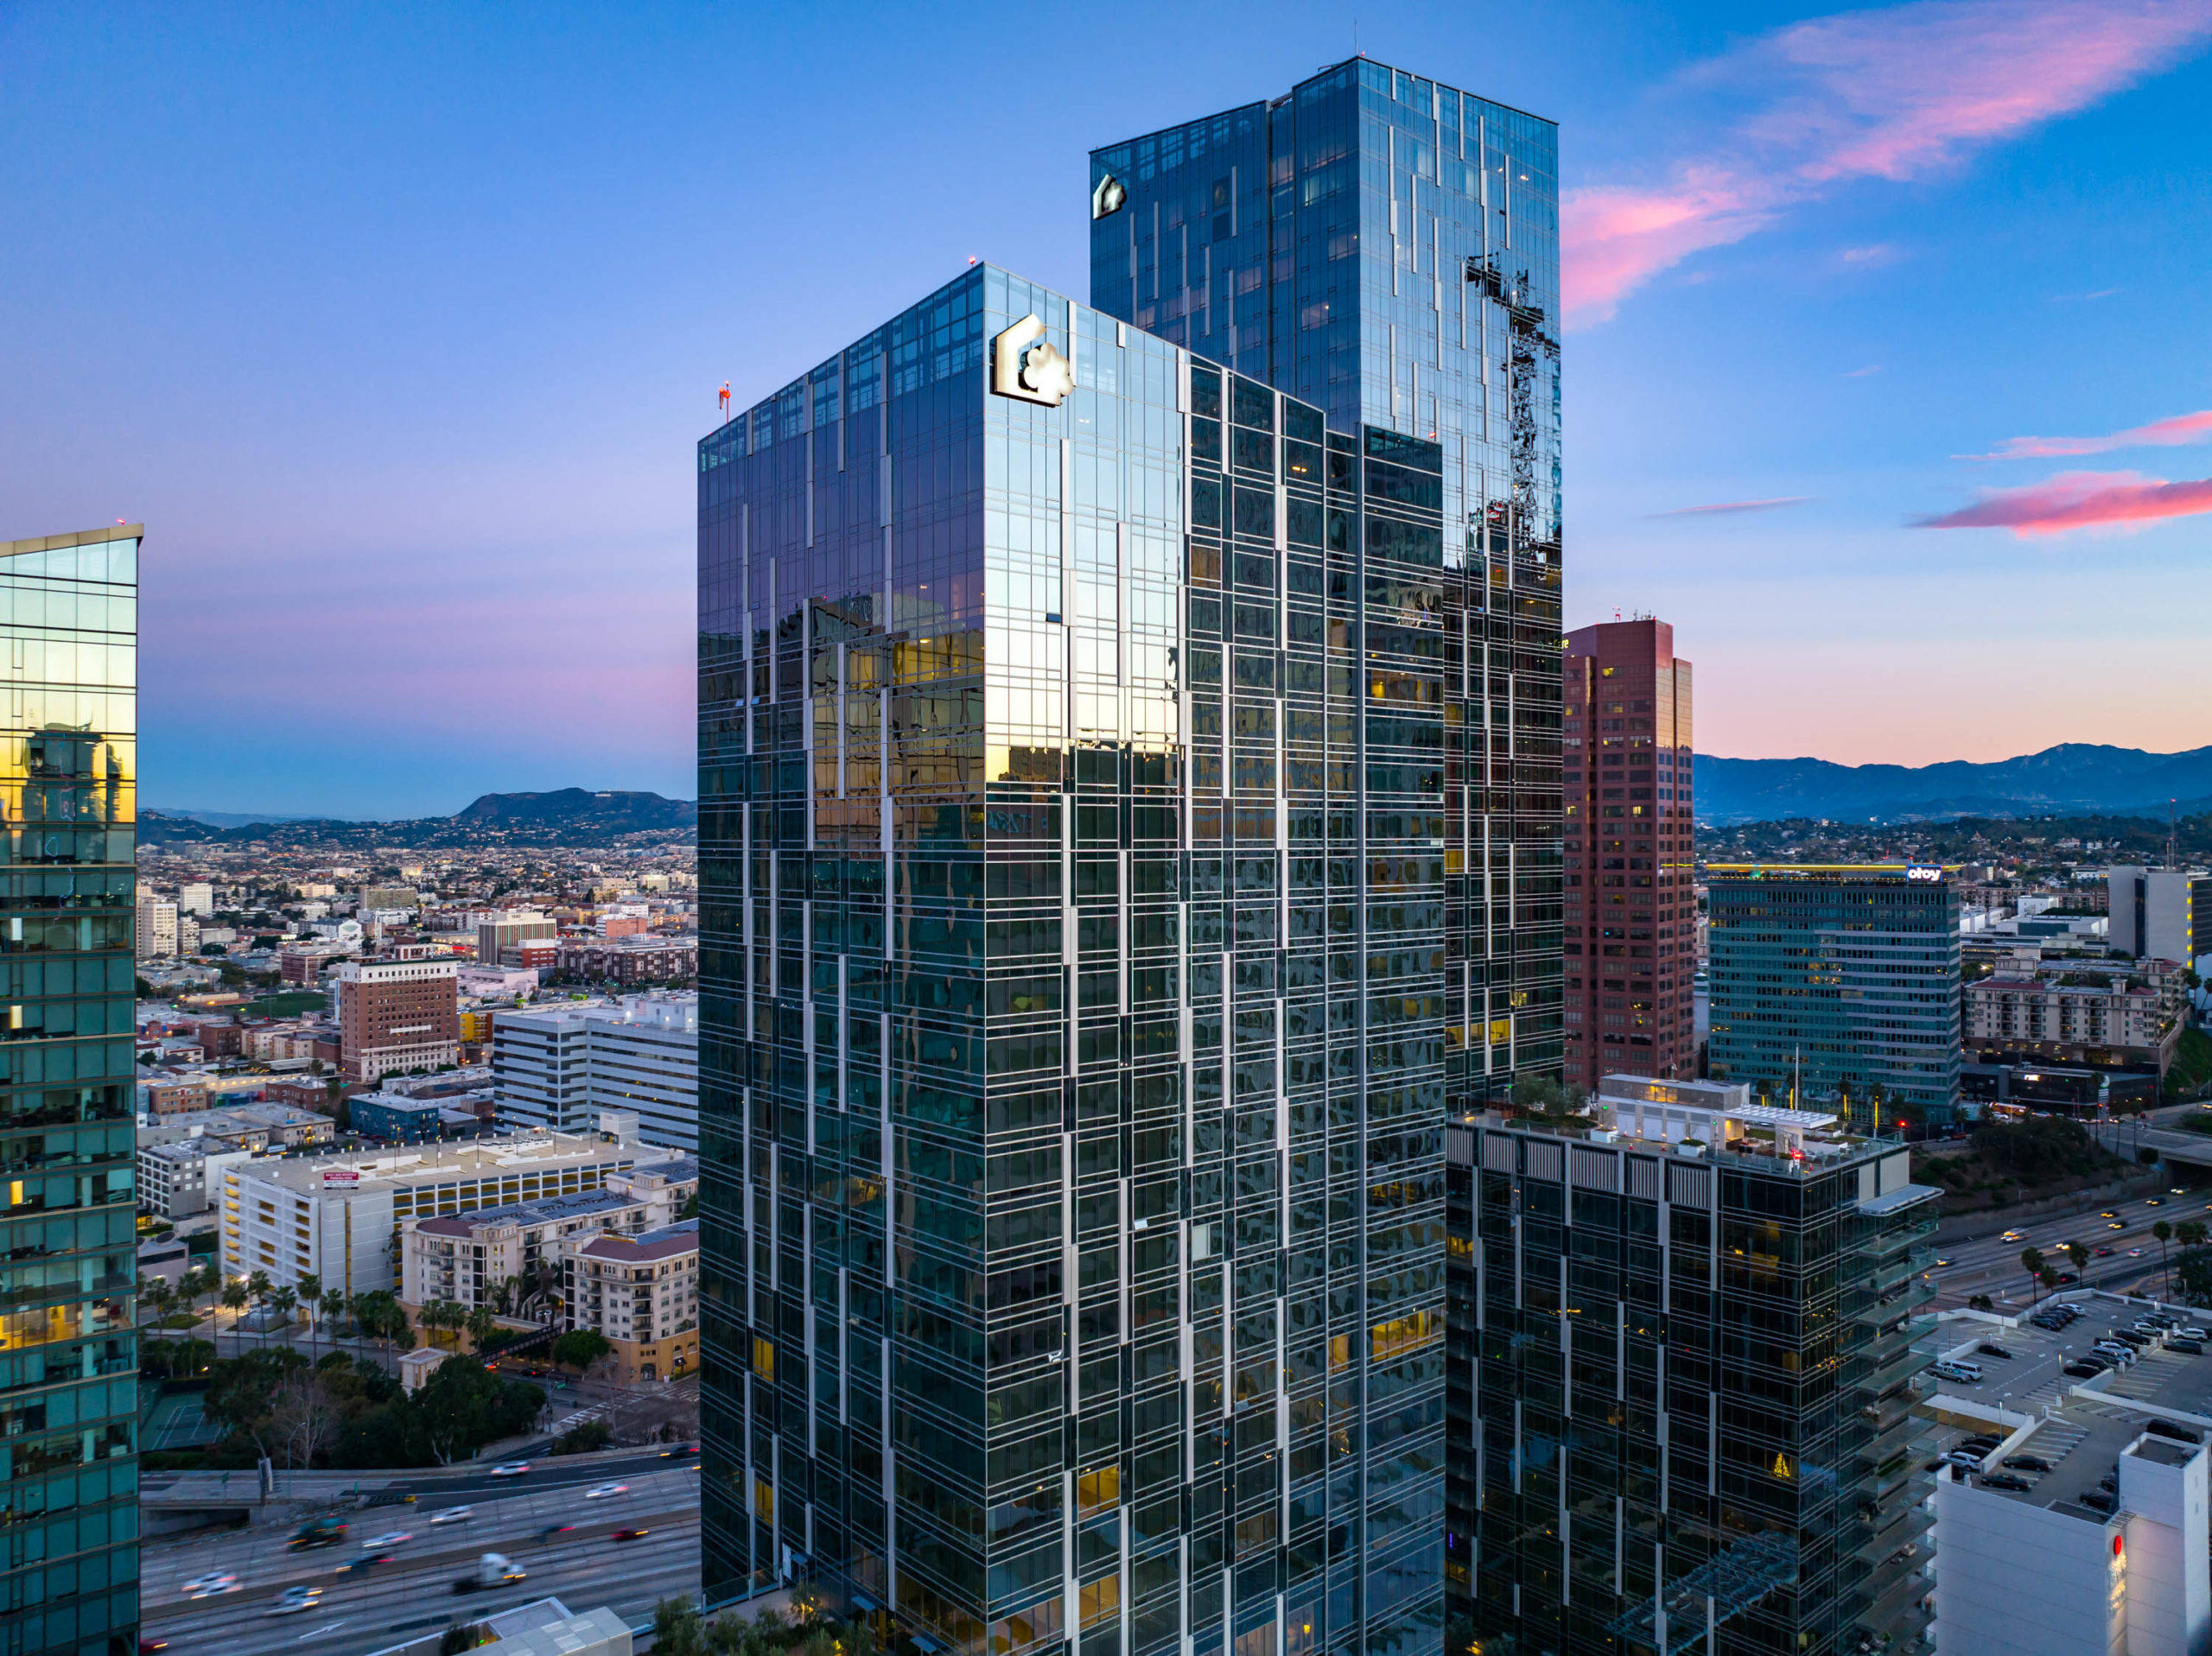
(700, 267, 1453, 1656)
(0, 525, 141, 1656)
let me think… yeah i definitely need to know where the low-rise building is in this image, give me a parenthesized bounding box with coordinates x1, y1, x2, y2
(139, 1103, 335, 1154)
(219, 1116, 672, 1296)
(554, 935, 696, 987)
(137, 1138, 252, 1219)
(564, 1219, 699, 1380)
(351, 1094, 454, 1144)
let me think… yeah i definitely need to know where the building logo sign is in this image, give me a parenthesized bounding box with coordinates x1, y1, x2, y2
(1905, 865, 1942, 883)
(321, 1169, 359, 1188)
(1091, 173, 1127, 219)
(993, 314, 1074, 408)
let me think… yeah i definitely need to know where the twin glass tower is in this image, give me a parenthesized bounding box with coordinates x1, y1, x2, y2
(697, 59, 1562, 1656)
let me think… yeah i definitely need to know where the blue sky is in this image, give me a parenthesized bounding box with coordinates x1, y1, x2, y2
(4, 0, 2208, 817)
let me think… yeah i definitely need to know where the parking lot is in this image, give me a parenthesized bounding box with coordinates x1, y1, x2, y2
(1923, 1293, 2212, 1514)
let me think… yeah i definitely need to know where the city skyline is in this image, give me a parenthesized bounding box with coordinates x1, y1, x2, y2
(8, 0, 2210, 816)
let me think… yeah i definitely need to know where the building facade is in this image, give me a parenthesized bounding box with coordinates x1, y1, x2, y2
(0, 523, 143, 1656)
(1963, 955, 2183, 1076)
(134, 890, 176, 960)
(1446, 1100, 1940, 1655)
(556, 934, 699, 986)
(582, 993, 700, 1151)
(696, 223, 1544, 1656)
(493, 1000, 604, 1135)
(1707, 866, 1964, 1125)
(476, 911, 556, 968)
(333, 955, 461, 1080)
(1561, 619, 1694, 1091)
(2108, 866, 2212, 969)
(220, 1125, 659, 1296)
(135, 1138, 251, 1220)
(565, 1218, 701, 1381)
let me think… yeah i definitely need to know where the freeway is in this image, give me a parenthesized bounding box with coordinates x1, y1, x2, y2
(143, 1463, 701, 1656)
(1927, 1182, 2212, 1308)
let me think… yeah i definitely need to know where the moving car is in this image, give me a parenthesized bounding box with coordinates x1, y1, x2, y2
(490, 1462, 531, 1478)
(287, 1519, 347, 1551)
(613, 1527, 651, 1542)
(268, 1586, 323, 1617)
(362, 1531, 414, 1550)
(335, 1551, 394, 1577)
(584, 1482, 629, 1500)
(429, 1506, 474, 1525)
(182, 1572, 240, 1599)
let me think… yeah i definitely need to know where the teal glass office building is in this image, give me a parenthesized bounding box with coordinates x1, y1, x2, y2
(1706, 866, 1963, 1124)
(697, 263, 1463, 1656)
(0, 525, 142, 1656)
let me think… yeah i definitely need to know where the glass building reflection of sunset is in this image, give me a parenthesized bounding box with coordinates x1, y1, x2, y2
(0, 523, 141, 1656)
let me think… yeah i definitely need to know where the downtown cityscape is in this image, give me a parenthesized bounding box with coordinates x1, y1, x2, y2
(10, 7, 2212, 1656)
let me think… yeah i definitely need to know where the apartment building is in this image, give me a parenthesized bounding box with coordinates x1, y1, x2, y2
(1964, 955, 2184, 1075)
(564, 1219, 700, 1381)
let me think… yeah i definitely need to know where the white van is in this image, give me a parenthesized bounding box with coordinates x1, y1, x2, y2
(1931, 1360, 1984, 1383)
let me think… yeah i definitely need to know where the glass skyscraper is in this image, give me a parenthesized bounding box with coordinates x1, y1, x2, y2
(697, 255, 1473, 1656)
(1705, 866, 1963, 1126)
(0, 524, 142, 1656)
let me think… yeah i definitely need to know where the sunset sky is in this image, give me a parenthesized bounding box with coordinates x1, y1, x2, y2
(5, 0, 2209, 816)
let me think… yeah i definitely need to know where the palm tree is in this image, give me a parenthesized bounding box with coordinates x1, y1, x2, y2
(466, 1304, 499, 1355)
(247, 1269, 274, 1350)
(2155, 1220, 2174, 1293)
(2020, 1246, 2045, 1306)
(298, 1274, 324, 1363)
(270, 1285, 299, 1343)
(220, 1279, 249, 1355)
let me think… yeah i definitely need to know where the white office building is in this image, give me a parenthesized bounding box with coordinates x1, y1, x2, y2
(178, 882, 215, 918)
(2111, 866, 2212, 972)
(135, 891, 177, 960)
(493, 993, 698, 1152)
(219, 1115, 671, 1296)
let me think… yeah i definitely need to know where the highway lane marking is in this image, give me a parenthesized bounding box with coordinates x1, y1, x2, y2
(301, 1622, 346, 1640)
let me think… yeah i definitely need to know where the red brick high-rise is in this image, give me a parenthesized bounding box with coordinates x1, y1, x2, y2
(1562, 619, 1695, 1089)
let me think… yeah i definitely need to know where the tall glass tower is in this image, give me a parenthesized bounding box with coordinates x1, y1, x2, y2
(0, 524, 142, 1656)
(1088, 56, 1564, 1656)
(697, 263, 1464, 1656)
(1089, 54, 1566, 1118)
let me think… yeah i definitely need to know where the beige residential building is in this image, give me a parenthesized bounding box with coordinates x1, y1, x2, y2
(564, 1219, 699, 1380)
(1965, 956, 2184, 1073)
(399, 1158, 697, 1317)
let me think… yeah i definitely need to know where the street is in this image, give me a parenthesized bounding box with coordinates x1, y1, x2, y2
(1928, 1181, 2212, 1309)
(143, 1462, 701, 1656)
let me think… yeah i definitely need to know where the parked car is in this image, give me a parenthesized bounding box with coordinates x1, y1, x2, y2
(2064, 1361, 2106, 1379)
(1979, 1474, 2033, 1492)
(2171, 1339, 2206, 1355)
(2082, 1491, 2117, 1513)
(1976, 1344, 2015, 1361)
(2177, 1327, 2209, 1341)
(2004, 1455, 2053, 1472)
(2145, 1419, 2202, 1443)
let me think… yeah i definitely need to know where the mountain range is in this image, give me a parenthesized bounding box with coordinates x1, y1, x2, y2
(141, 789, 696, 848)
(1695, 744, 2212, 827)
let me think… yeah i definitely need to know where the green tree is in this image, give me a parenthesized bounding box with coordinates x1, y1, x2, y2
(652, 1599, 706, 1656)
(2155, 1220, 2174, 1291)
(464, 1305, 499, 1353)
(270, 1284, 299, 1343)
(2181, 1221, 2210, 1250)
(246, 1270, 274, 1350)
(2063, 1241, 2088, 1278)
(2020, 1247, 2046, 1305)
(2174, 1245, 2212, 1309)
(551, 1328, 613, 1371)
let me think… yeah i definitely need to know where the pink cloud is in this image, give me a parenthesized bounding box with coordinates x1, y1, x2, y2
(1649, 496, 1814, 517)
(1969, 408, 2212, 459)
(1915, 467, 2212, 534)
(1562, 0, 2212, 327)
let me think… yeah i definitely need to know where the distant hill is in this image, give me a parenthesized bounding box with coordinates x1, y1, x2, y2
(137, 790, 695, 849)
(1697, 744, 2212, 827)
